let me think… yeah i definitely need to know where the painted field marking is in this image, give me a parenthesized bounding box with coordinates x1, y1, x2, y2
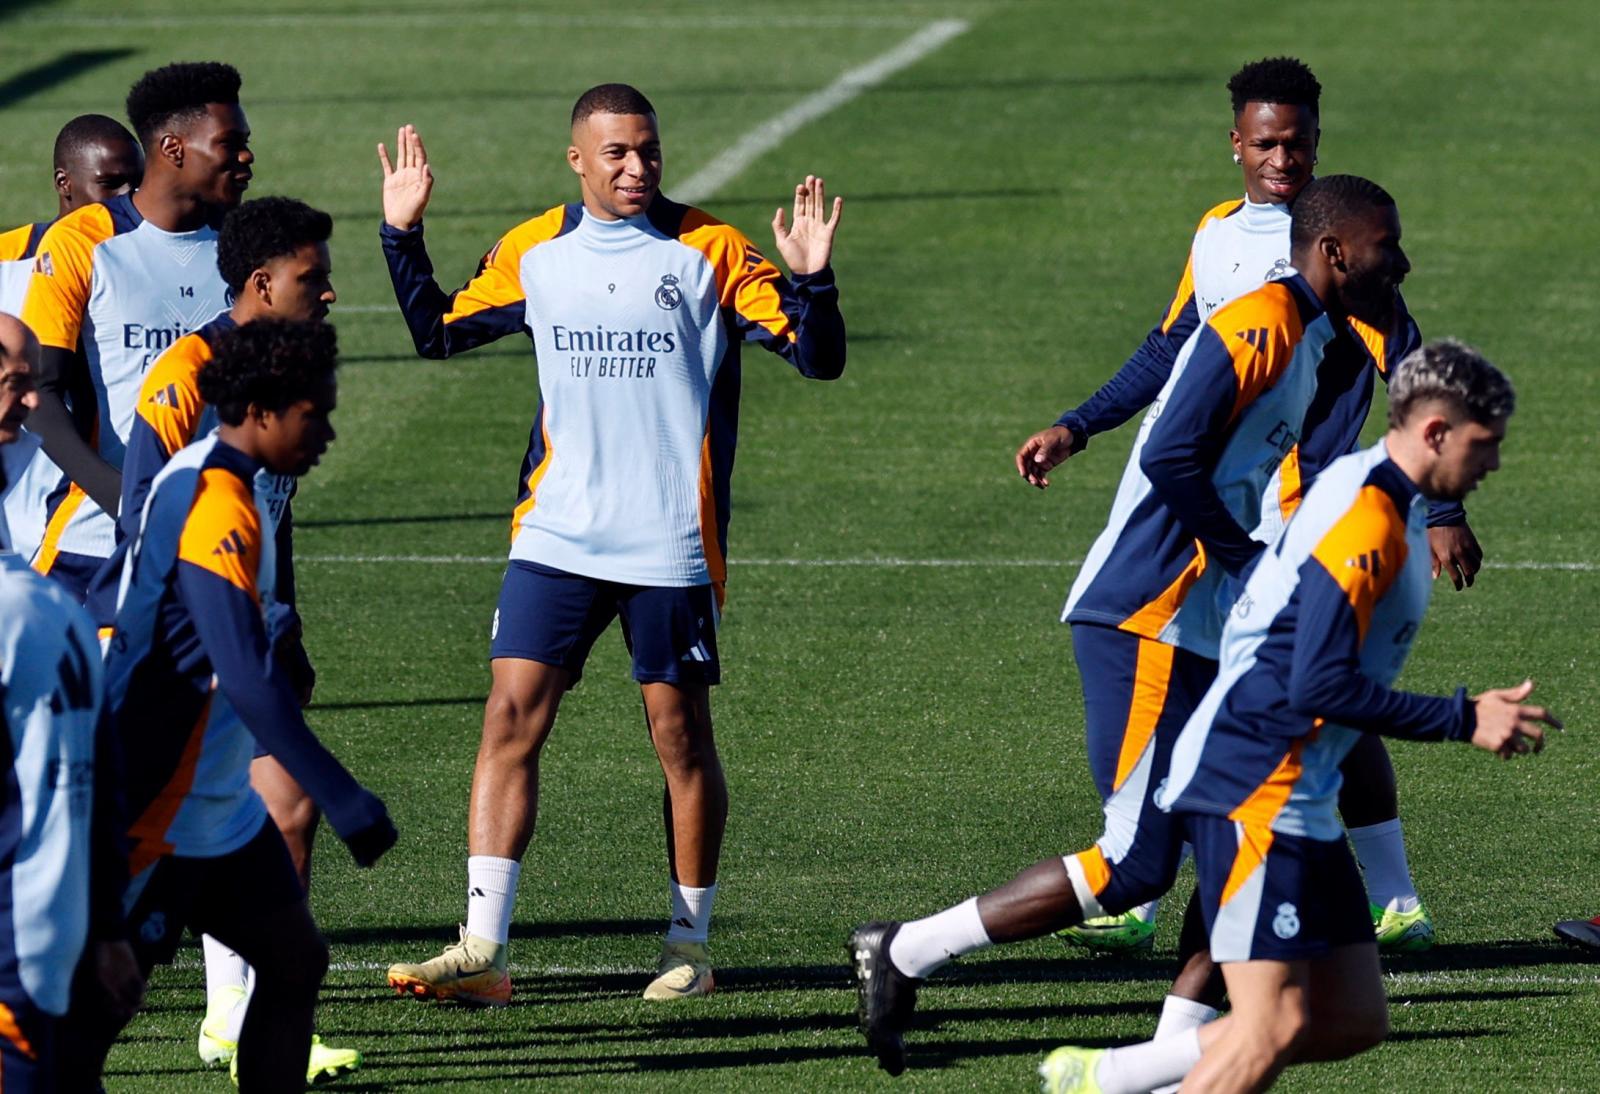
(9, 12, 933, 30)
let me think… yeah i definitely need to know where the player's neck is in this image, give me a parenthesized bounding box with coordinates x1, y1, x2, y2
(230, 296, 272, 326)
(131, 183, 214, 233)
(1382, 431, 1432, 495)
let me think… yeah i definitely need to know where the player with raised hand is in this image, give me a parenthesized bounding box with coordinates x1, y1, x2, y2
(1017, 57, 1451, 974)
(0, 114, 143, 561)
(20, 62, 250, 601)
(60, 320, 396, 1091)
(0, 313, 145, 1092)
(376, 83, 845, 1005)
(1040, 341, 1552, 1094)
(849, 175, 1414, 1077)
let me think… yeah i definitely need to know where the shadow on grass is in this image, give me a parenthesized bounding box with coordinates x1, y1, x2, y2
(309, 695, 488, 712)
(1393, 988, 1569, 1006)
(296, 510, 507, 529)
(1383, 939, 1579, 974)
(0, 48, 136, 109)
(325, 918, 663, 947)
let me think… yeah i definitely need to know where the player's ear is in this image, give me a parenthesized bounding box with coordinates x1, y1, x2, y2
(566, 144, 584, 177)
(1320, 235, 1344, 272)
(250, 267, 273, 307)
(54, 167, 71, 202)
(1422, 415, 1451, 454)
(159, 131, 184, 170)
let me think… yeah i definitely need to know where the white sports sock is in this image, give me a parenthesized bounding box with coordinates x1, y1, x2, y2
(1095, 1028, 1203, 1094)
(888, 897, 991, 979)
(1131, 896, 1161, 924)
(202, 934, 248, 1002)
(465, 856, 521, 945)
(1347, 819, 1420, 913)
(1153, 993, 1219, 1038)
(666, 882, 717, 943)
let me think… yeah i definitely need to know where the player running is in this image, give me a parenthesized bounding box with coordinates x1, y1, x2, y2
(103, 196, 357, 1078)
(849, 175, 1410, 1076)
(20, 62, 250, 601)
(1017, 57, 1450, 969)
(1, 114, 143, 562)
(1039, 341, 1553, 1094)
(376, 82, 846, 1004)
(59, 319, 396, 1091)
(0, 313, 145, 1092)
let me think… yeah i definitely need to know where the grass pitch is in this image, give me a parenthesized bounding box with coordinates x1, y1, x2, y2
(3, 1, 1598, 1089)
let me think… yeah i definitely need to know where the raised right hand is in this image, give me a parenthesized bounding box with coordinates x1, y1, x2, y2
(378, 124, 434, 231)
(1015, 424, 1077, 489)
(1470, 679, 1562, 758)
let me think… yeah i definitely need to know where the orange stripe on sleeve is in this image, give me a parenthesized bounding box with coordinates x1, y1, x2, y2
(0, 222, 36, 264)
(136, 332, 213, 457)
(176, 468, 261, 600)
(443, 206, 566, 326)
(1308, 485, 1409, 641)
(676, 211, 794, 344)
(1346, 315, 1390, 376)
(20, 203, 114, 351)
(1112, 638, 1176, 791)
(1205, 281, 1304, 425)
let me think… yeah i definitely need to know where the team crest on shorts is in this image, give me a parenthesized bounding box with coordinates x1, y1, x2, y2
(654, 273, 683, 311)
(491, 609, 500, 640)
(1272, 902, 1301, 940)
(139, 911, 167, 944)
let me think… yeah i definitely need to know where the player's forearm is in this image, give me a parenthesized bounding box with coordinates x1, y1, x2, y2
(29, 390, 121, 514)
(779, 267, 846, 379)
(1141, 439, 1260, 576)
(179, 563, 378, 835)
(1058, 307, 1192, 448)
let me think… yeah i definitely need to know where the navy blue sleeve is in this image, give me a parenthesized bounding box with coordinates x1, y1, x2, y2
(1287, 562, 1475, 740)
(380, 222, 529, 359)
(1058, 297, 1198, 451)
(1138, 330, 1263, 577)
(738, 266, 846, 380)
(177, 562, 389, 842)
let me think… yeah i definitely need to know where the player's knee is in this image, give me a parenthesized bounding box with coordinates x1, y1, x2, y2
(1314, 1003, 1388, 1059)
(647, 709, 715, 772)
(480, 688, 556, 756)
(267, 791, 319, 845)
(1262, 995, 1312, 1057)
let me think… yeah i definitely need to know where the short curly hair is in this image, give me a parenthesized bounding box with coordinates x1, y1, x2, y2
(126, 61, 242, 147)
(1289, 174, 1394, 254)
(1227, 56, 1321, 117)
(1388, 340, 1515, 428)
(217, 197, 333, 293)
(199, 319, 338, 426)
(53, 114, 139, 171)
(572, 83, 655, 126)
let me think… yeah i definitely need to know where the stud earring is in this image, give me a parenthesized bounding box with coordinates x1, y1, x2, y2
(1232, 153, 1243, 165)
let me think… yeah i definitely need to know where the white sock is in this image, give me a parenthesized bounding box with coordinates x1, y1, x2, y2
(1154, 993, 1219, 1038)
(1347, 819, 1420, 913)
(666, 882, 717, 943)
(465, 856, 521, 945)
(202, 934, 249, 1003)
(1131, 896, 1161, 924)
(1096, 1028, 1203, 1094)
(888, 897, 991, 979)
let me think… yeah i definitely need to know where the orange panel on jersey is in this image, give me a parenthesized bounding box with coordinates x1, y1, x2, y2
(176, 468, 261, 599)
(1308, 485, 1409, 641)
(1205, 281, 1305, 425)
(1219, 819, 1277, 907)
(1071, 844, 1113, 896)
(0, 222, 36, 264)
(127, 691, 214, 875)
(1227, 738, 1307, 833)
(136, 331, 213, 457)
(1277, 445, 1304, 520)
(509, 419, 555, 542)
(21, 203, 114, 351)
(0, 1000, 37, 1059)
(697, 430, 728, 608)
(678, 211, 794, 343)
(1113, 637, 1176, 791)
(1347, 314, 1390, 376)
(444, 205, 567, 325)
(32, 484, 88, 576)
(1119, 542, 1208, 639)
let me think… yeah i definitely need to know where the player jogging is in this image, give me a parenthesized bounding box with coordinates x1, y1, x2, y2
(1, 114, 143, 562)
(103, 196, 357, 1078)
(0, 313, 144, 1092)
(849, 175, 1410, 1077)
(1017, 58, 1452, 970)
(20, 62, 250, 601)
(59, 320, 397, 1091)
(377, 82, 846, 1004)
(1039, 340, 1554, 1094)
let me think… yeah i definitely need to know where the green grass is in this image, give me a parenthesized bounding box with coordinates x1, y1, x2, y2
(4, 0, 1599, 1089)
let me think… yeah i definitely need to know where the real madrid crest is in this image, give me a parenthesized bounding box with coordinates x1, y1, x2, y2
(654, 273, 683, 311)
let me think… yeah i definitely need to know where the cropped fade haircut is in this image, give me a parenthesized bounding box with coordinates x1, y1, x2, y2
(217, 197, 333, 293)
(125, 61, 242, 147)
(571, 83, 655, 126)
(1228, 56, 1321, 117)
(199, 319, 338, 426)
(1387, 339, 1515, 428)
(53, 114, 138, 170)
(1289, 174, 1394, 253)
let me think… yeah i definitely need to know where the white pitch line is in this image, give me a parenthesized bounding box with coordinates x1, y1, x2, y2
(296, 555, 1600, 572)
(10, 12, 931, 31)
(674, 18, 971, 205)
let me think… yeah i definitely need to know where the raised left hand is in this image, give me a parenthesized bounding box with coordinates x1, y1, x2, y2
(772, 175, 843, 275)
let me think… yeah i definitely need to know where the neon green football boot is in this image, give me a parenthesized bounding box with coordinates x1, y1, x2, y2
(1039, 1046, 1108, 1094)
(229, 1035, 363, 1086)
(1372, 901, 1434, 952)
(1056, 911, 1156, 953)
